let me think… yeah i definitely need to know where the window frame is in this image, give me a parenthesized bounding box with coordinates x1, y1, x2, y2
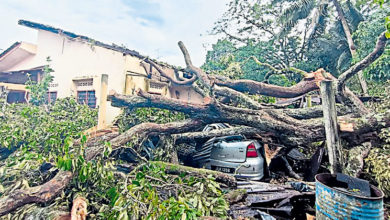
(77, 90, 96, 108)
(46, 91, 57, 104)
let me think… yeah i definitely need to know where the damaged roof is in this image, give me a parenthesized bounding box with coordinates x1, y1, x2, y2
(18, 20, 179, 69)
(0, 42, 21, 59)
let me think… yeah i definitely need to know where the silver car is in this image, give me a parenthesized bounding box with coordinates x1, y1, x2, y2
(191, 124, 266, 180)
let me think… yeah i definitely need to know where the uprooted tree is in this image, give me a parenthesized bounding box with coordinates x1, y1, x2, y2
(0, 31, 388, 217)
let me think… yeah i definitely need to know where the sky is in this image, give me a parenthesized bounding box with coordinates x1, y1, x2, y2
(0, 0, 228, 67)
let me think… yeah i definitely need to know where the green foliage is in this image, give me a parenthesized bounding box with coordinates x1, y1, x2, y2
(207, 0, 387, 83)
(98, 162, 229, 219)
(116, 108, 186, 132)
(364, 82, 390, 197)
(354, 8, 390, 81)
(371, 0, 390, 37)
(0, 98, 97, 203)
(202, 39, 305, 86)
(366, 80, 390, 112)
(0, 97, 97, 151)
(365, 128, 390, 197)
(26, 57, 54, 106)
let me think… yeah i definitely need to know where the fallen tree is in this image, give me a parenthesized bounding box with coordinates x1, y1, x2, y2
(0, 32, 388, 217)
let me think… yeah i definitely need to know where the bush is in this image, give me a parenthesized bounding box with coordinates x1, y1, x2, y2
(0, 97, 97, 151)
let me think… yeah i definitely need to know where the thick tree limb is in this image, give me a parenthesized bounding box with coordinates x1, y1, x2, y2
(213, 85, 265, 110)
(146, 59, 197, 85)
(335, 32, 388, 114)
(279, 104, 352, 120)
(86, 119, 205, 161)
(109, 87, 390, 147)
(108, 90, 318, 146)
(0, 170, 73, 216)
(109, 89, 214, 118)
(213, 69, 327, 98)
(337, 32, 388, 96)
(178, 41, 212, 90)
(173, 126, 261, 144)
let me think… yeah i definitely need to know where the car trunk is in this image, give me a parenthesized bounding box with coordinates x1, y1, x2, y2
(210, 140, 253, 163)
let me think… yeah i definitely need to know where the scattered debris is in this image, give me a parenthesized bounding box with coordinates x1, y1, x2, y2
(230, 180, 315, 219)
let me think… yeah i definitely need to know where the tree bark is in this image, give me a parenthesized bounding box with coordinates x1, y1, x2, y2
(71, 196, 87, 220)
(0, 170, 73, 216)
(149, 161, 237, 187)
(145, 59, 197, 85)
(109, 88, 390, 147)
(174, 126, 262, 144)
(213, 73, 324, 98)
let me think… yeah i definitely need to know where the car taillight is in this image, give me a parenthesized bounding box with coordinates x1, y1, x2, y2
(246, 143, 258, 158)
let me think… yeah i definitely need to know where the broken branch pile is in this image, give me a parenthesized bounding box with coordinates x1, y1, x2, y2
(0, 31, 389, 219)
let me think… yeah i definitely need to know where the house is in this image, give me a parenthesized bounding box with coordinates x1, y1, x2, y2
(0, 20, 203, 129)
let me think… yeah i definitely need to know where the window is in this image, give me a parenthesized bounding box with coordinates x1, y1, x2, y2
(77, 90, 96, 108)
(148, 81, 166, 95)
(46, 91, 57, 104)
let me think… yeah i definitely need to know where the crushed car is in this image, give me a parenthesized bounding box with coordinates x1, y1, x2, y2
(188, 123, 267, 180)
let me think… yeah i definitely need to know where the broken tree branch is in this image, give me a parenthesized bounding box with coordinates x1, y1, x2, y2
(173, 126, 262, 144)
(178, 41, 212, 90)
(149, 161, 237, 187)
(146, 59, 197, 85)
(213, 69, 327, 98)
(337, 31, 388, 102)
(0, 170, 73, 216)
(213, 85, 265, 110)
(0, 119, 206, 216)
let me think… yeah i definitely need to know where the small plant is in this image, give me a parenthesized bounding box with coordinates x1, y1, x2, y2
(26, 57, 54, 106)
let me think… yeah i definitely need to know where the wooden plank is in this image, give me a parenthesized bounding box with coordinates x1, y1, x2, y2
(320, 80, 342, 173)
(0, 82, 28, 91)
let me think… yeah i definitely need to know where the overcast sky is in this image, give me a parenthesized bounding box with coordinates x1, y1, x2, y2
(0, 0, 228, 67)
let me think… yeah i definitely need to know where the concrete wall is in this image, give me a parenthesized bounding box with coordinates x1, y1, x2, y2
(4, 29, 204, 126)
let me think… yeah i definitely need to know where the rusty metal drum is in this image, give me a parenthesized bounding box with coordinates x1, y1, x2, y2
(315, 173, 384, 220)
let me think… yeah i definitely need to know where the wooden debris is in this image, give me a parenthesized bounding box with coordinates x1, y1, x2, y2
(305, 144, 325, 181)
(339, 121, 354, 132)
(71, 196, 87, 220)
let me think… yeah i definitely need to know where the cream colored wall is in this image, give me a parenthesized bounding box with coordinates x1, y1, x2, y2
(5, 29, 204, 126)
(7, 30, 138, 124)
